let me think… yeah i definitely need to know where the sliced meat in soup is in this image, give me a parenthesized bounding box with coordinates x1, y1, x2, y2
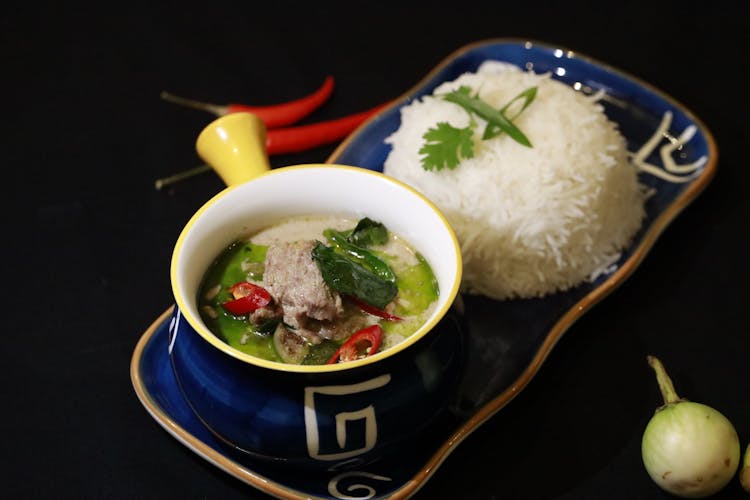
(263, 240, 344, 343)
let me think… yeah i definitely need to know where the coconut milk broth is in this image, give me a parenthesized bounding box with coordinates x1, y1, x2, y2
(198, 215, 438, 364)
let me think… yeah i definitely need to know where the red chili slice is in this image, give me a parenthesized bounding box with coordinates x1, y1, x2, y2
(327, 325, 383, 364)
(222, 281, 271, 315)
(349, 296, 402, 321)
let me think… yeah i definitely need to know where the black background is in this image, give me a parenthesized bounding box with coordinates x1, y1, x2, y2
(5, 1, 750, 499)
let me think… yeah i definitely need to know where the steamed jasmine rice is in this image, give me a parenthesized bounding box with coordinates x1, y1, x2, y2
(383, 61, 648, 300)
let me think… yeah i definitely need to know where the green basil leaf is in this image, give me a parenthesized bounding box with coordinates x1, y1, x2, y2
(348, 217, 388, 247)
(312, 242, 397, 309)
(323, 229, 396, 284)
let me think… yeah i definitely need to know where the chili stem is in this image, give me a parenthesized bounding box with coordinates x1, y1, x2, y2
(154, 164, 212, 190)
(160, 91, 227, 116)
(647, 355, 681, 405)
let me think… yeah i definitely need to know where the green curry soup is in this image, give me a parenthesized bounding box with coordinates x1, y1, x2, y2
(197, 215, 439, 365)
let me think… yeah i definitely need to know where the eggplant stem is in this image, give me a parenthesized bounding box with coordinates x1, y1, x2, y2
(647, 355, 681, 405)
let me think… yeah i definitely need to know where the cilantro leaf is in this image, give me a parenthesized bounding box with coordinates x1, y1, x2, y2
(419, 122, 474, 171)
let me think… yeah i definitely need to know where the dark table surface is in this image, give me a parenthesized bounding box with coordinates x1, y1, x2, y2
(5, 1, 750, 499)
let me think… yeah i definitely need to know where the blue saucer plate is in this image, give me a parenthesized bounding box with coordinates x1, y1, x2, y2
(131, 307, 466, 499)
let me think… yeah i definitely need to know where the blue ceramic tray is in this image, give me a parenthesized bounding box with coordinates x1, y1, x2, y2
(131, 39, 716, 499)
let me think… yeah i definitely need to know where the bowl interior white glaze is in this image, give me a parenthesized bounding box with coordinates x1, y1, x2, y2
(171, 164, 462, 372)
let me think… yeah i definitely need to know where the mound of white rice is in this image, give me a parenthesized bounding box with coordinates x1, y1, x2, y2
(383, 62, 648, 300)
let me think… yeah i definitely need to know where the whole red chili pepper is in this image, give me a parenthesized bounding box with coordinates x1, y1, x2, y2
(160, 76, 335, 128)
(265, 102, 390, 155)
(154, 101, 393, 190)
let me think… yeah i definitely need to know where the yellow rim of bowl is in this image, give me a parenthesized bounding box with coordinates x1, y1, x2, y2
(170, 164, 462, 373)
